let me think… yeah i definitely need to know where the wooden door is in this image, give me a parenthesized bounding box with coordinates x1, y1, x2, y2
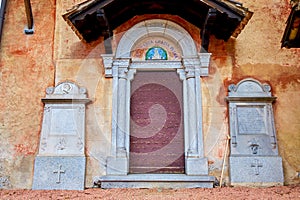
(129, 71, 184, 173)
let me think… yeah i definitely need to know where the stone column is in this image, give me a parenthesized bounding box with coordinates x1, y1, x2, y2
(185, 67, 198, 156)
(110, 64, 118, 157)
(106, 58, 131, 175)
(125, 69, 137, 155)
(116, 67, 128, 157)
(194, 64, 205, 159)
(182, 57, 208, 175)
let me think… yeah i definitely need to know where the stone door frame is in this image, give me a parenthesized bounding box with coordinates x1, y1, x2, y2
(102, 19, 211, 176)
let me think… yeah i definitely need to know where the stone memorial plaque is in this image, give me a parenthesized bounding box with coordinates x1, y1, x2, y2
(33, 81, 90, 190)
(237, 106, 266, 134)
(50, 108, 77, 135)
(227, 78, 283, 186)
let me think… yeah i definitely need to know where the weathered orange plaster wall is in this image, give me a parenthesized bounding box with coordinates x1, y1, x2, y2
(0, 0, 55, 188)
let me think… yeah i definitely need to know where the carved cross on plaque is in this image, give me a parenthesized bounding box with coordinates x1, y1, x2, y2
(53, 165, 65, 183)
(251, 159, 263, 175)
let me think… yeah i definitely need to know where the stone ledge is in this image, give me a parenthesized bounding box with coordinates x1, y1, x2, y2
(96, 174, 215, 188)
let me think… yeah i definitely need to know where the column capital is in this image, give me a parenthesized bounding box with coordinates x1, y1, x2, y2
(101, 54, 114, 78)
(127, 69, 137, 81)
(198, 53, 212, 76)
(198, 53, 211, 66)
(185, 67, 196, 79)
(102, 56, 131, 78)
(114, 58, 131, 79)
(118, 67, 129, 79)
(182, 53, 211, 77)
(177, 69, 186, 81)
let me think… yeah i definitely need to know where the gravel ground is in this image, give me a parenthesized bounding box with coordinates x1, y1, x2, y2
(0, 185, 300, 200)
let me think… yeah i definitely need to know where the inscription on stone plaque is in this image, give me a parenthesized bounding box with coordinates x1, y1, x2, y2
(237, 106, 266, 134)
(50, 109, 77, 135)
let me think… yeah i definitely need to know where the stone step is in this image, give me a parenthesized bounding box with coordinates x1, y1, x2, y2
(96, 174, 215, 188)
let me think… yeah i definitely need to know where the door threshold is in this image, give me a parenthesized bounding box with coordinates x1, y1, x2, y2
(95, 174, 215, 188)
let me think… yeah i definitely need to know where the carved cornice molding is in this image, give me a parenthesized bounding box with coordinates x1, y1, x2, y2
(113, 58, 131, 68)
(102, 54, 211, 78)
(130, 60, 182, 69)
(182, 57, 201, 68)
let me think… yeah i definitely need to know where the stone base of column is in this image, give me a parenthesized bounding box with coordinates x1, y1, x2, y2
(106, 156, 129, 175)
(185, 157, 208, 175)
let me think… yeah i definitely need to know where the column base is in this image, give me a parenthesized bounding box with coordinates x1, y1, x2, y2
(185, 157, 208, 175)
(106, 156, 129, 175)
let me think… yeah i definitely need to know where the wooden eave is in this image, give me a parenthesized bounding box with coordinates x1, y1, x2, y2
(63, 0, 253, 43)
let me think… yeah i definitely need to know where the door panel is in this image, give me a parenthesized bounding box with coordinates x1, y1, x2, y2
(129, 71, 184, 174)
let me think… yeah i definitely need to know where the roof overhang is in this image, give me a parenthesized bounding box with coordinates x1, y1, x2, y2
(281, 3, 300, 48)
(63, 0, 253, 46)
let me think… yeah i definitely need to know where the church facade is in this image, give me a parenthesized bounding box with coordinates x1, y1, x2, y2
(0, 0, 299, 189)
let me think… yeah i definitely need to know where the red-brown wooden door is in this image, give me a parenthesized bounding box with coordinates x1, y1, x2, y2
(129, 71, 184, 174)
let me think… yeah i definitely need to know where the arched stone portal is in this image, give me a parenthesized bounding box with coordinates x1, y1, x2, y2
(98, 19, 215, 188)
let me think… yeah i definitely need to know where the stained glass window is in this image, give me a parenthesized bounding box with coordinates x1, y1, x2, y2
(145, 46, 168, 60)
